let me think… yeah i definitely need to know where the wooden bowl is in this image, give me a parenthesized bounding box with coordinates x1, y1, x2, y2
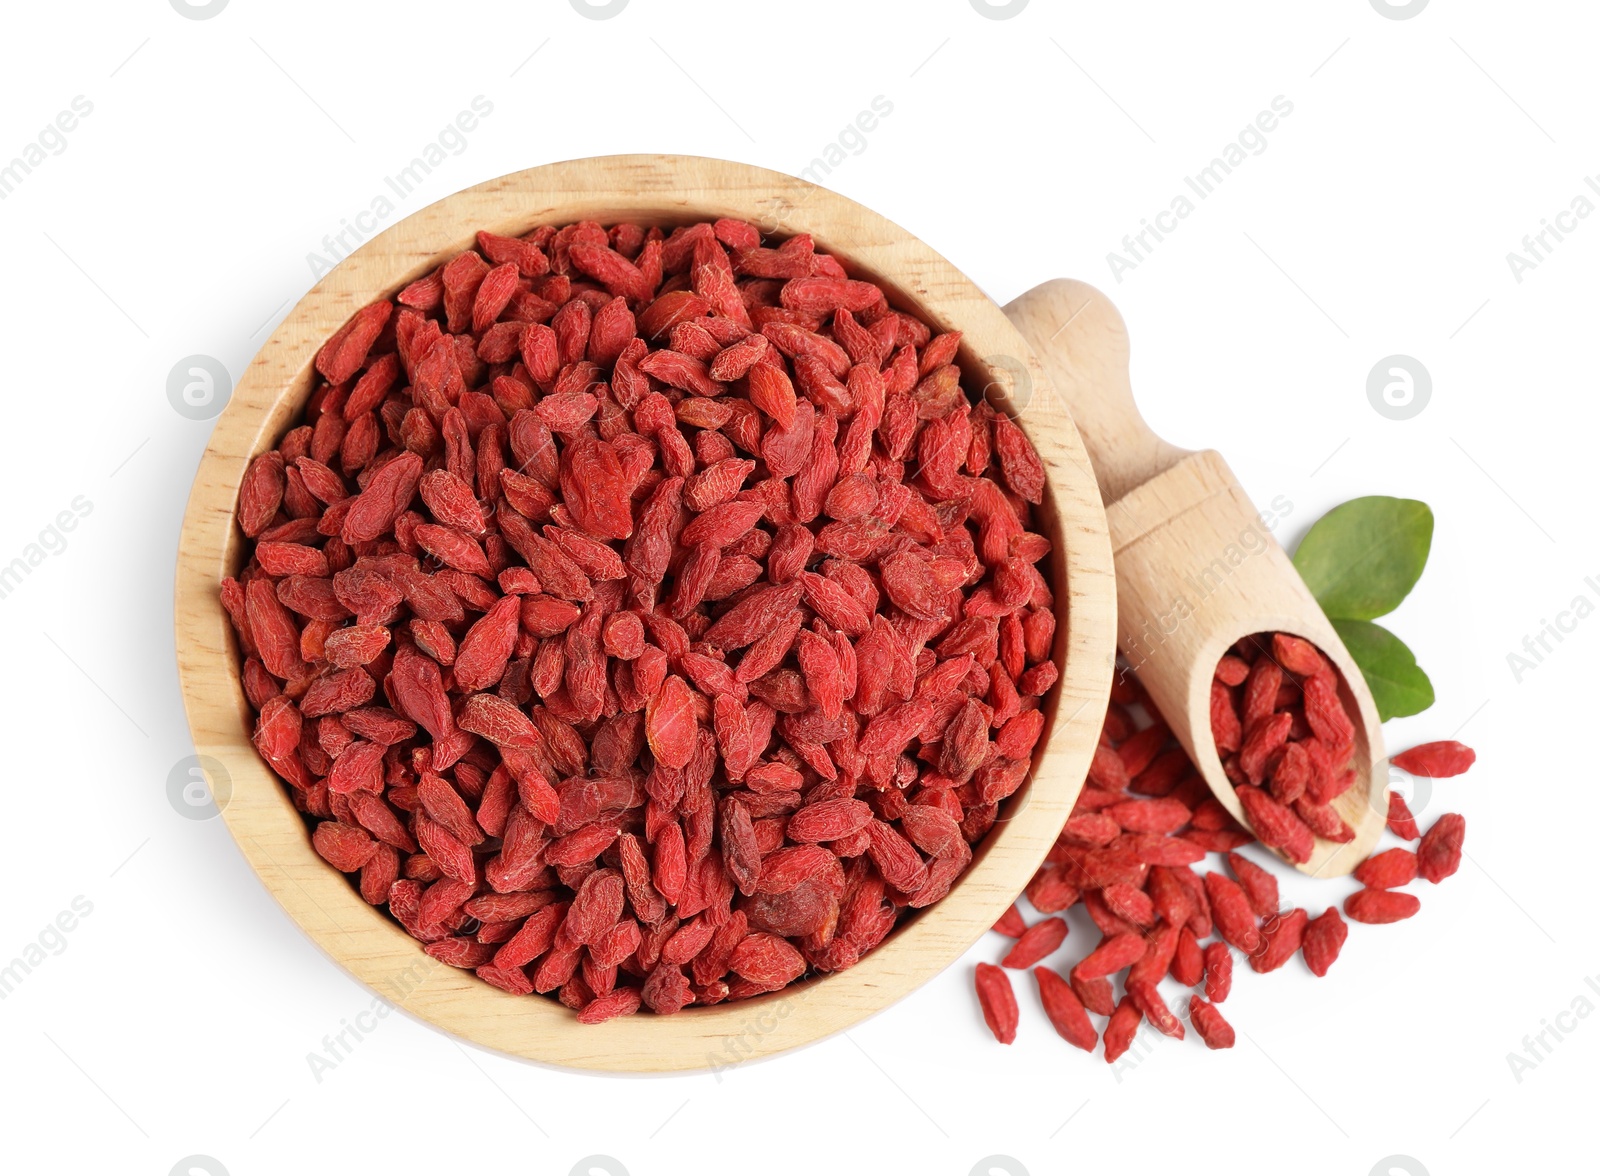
(174, 155, 1116, 1071)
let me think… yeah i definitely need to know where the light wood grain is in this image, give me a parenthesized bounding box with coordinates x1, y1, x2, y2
(174, 156, 1117, 1071)
(1005, 279, 1387, 877)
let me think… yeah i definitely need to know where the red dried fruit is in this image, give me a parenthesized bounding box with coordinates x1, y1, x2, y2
(1189, 997, 1235, 1049)
(1214, 654, 1250, 687)
(1102, 997, 1141, 1063)
(457, 693, 541, 752)
(1392, 740, 1475, 778)
(645, 675, 698, 770)
(1236, 786, 1314, 865)
(316, 301, 392, 384)
(1101, 883, 1154, 928)
(1271, 632, 1325, 677)
(1353, 848, 1418, 890)
(1072, 972, 1116, 1017)
(1225, 851, 1280, 918)
(787, 797, 873, 844)
(1301, 906, 1348, 977)
(974, 962, 1019, 1044)
(577, 987, 642, 1024)
(1073, 932, 1146, 980)
(1239, 712, 1292, 785)
(1203, 942, 1233, 1002)
(728, 933, 806, 990)
(1203, 873, 1261, 954)
(244, 577, 307, 682)
(1248, 907, 1307, 973)
(794, 629, 845, 721)
(1387, 792, 1422, 840)
(1302, 673, 1354, 747)
(1108, 797, 1190, 835)
(312, 822, 377, 872)
(1001, 917, 1068, 969)
(452, 596, 520, 692)
(560, 437, 633, 540)
(1127, 978, 1184, 1039)
(992, 414, 1044, 504)
(1294, 797, 1354, 843)
(1087, 743, 1130, 791)
(992, 904, 1028, 938)
(880, 550, 947, 622)
(1417, 813, 1465, 883)
(323, 624, 389, 669)
(865, 820, 929, 894)
(1035, 967, 1097, 1052)
(1171, 926, 1204, 987)
(341, 452, 422, 544)
(1345, 888, 1421, 924)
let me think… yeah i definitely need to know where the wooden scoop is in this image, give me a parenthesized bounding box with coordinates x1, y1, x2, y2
(1004, 279, 1387, 876)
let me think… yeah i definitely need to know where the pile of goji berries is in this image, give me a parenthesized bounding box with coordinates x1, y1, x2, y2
(1212, 631, 1361, 860)
(975, 632, 1470, 1060)
(224, 217, 1060, 1022)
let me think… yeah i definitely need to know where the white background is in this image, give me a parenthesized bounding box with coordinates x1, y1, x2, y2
(0, 2, 1595, 1174)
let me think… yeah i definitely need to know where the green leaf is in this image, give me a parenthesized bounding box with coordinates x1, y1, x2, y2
(1332, 618, 1435, 721)
(1292, 496, 1433, 620)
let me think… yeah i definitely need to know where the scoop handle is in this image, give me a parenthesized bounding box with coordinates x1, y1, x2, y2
(1004, 277, 1389, 877)
(1003, 279, 1189, 506)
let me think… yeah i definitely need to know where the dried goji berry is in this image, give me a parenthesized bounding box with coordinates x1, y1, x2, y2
(1203, 873, 1261, 954)
(1073, 932, 1146, 981)
(1203, 942, 1233, 1002)
(1387, 792, 1422, 840)
(974, 962, 1019, 1045)
(1301, 906, 1348, 977)
(1345, 888, 1421, 924)
(1353, 848, 1418, 890)
(1034, 966, 1096, 1051)
(1225, 850, 1280, 918)
(1417, 813, 1465, 883)
(1248, 907, 1307, 974)
(992, 904, 1028, 938)
(1102, 996, 1142, 1063)
(1001, 917, 1068, 969)
(1189, 997, 1235, 1049)
(1392, 740, 1475, 778)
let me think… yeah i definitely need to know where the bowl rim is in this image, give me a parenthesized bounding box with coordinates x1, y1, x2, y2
(174, 153, 1115, 1072)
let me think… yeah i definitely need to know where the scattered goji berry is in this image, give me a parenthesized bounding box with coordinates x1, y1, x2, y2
(1392, 741, 1476, 778)
(1417, 813, 1465, 883)
(1203, 873, 1262, 954)
(1248, 907, 1307, 974)
(975, 962, 1019, 1044)
(992, 904, 1028, 938)
(1301, 907, 1347, 977)
(1102, 996, 1142, 1063)
(1203, 942, 1233, 1003)
(1189, 997, 1235, 1049)
(1387, 792, 1422, 840)
(1352, 847, 1418, 890)
(1001, 917, 1068, 969)
(1345, 888, 1422, 924)
(1035, 966, 1097, 1052)
(1225, 850, 1280, 918)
